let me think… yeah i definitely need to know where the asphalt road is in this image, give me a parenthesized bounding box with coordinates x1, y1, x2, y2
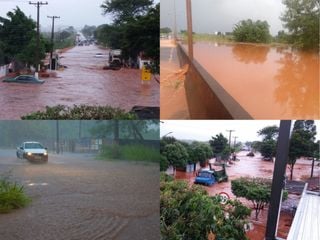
(0, 45, 159, 119)
(0, 150, 159, 240)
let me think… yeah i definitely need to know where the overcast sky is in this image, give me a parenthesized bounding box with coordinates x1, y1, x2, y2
(160, 120, 320, 143)
(0, 0, 159, 31)
(160, 0, 286, 36)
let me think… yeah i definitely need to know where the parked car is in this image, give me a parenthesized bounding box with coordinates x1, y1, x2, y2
(3, 75, 44, 84)
(17, 141, 48, 163)
(194, 170, 216, 186)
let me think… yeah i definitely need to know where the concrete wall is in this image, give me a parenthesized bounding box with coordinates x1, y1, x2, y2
(0, 65, 8, 78)
(176, 43, 252, 119)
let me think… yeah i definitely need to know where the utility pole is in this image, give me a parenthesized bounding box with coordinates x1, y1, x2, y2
(47, 15, 60, 70)
(226, 130, 235, 150)
(233, 136, 238, 148)
(186, 0, 193, 60)
(173, 0, 177, 43)
(265, 120, 291, 240)
(29, 1, 48, 77)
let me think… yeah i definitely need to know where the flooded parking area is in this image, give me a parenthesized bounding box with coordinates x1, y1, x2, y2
(0, 150, 159, 240)
(0, 45, 159, 119)
(183, 42, 319, 119)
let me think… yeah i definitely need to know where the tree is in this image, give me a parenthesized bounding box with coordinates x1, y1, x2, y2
(101, 0, 153, 23)
(288, 120, 317, 180)
(161, 174, 251, 239)
(81, 25, 96, 39)
(233, 19, 271, 43)
(160, 27, 171, 34)
(231, 177, 287, 220)
(188, 142, 212, 167)
(209, 133, 228, 157)
(160, 136, 176, 154)
(0, 7, 47, 67)
(281, 0, 319, 50)
(257, 125, 279, 160)
(162, 142, 188, 170)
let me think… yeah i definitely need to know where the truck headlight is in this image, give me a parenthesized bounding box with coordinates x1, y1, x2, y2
(27, 152, 32, 156)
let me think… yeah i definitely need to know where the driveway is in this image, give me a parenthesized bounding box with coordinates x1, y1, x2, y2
(0, 150, 159, 240)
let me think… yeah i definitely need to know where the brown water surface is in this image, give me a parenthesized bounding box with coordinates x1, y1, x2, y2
(0, 45, 159, 119)
(185, 42, 319, 119)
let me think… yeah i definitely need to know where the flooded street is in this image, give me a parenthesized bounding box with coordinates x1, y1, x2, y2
(160, 40, 189, 119)
(0, 150, 159, 240)
(183, 42, 319, 119)
(173, 151, 319, 239)
(0, 45, 159, 119)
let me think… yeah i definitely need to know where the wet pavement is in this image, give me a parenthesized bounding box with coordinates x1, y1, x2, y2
(160, 40, 189, 119)
(172, 151, 319, 240)
(0, 150, 159, 240)
(0, 45, 159, 119)
(182, 42, 319, 119)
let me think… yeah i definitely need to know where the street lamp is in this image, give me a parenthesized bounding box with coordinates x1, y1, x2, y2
(162, 132, 173, 137)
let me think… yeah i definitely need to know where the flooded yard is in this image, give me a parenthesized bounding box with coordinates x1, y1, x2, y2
(0, 45, 159, 119)
(183, 42, 319, 119)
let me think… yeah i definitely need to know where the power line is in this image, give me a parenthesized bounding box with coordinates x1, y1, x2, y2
(29, 1, 48, 73)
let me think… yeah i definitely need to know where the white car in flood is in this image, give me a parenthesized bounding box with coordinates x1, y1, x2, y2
(16, 141, 48, 163)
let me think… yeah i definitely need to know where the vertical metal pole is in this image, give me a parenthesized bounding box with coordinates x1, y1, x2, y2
(56, 120, 60, 154)
(265, 120, 292, 240)
(186, 0, 193, 60)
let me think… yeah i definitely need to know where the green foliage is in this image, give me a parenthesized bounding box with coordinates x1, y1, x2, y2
(0, 7, 47, 67)
(162, 142, 188, 169)
(233, 19, 271, 43)
(21, 105, 136, 120)
(160, 27, 171, 34)
(288, 120, 317, 180)
(188, 142, 212, 165)
(160, 156, 169, 171)
(0, 177, 30, 213)
(99, 144, 159, 162)
(161, 177, 250, 240)
(281, 0, 319, 50)
(97, 1, 159, 72)
(160, 136, 177, 154)
(209, 133, 228, 157)
(232, 177, 287, 220)
(53, 27, 77, 50)
(81, 25, 96, 39)
(258, 125, 279, 141)
(260, 140, 276, 159)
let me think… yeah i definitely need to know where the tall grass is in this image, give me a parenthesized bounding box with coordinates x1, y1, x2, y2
(99, 144, 160, 162)
(0, 178, 31, 213)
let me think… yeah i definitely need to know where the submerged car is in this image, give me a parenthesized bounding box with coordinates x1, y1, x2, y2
(17, 141, 48, 163)
(194, 170, 216, 186)
(3, 75, 45, 84)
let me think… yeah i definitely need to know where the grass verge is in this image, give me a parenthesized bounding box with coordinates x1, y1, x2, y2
(98, 144, 160, 163)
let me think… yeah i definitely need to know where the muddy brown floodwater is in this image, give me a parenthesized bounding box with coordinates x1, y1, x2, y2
(182, 42, 319, 119)
(0, 45, 159, 119)
(0, 150, 159, 240)
(160, 40, 190, 119)
(172, 151, 319, 240)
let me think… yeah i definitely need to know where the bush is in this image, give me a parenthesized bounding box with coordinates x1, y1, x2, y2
(99, 144, 160, 162)
(21, 105, 136, 120)
(161, 177, 251, 240)
(233, 19, 271, 43)
(0, 178, 30, 213)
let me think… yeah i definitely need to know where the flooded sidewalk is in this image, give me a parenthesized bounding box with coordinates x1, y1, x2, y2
(160, 40, 189, 119)
(0, 45, 159, 119)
